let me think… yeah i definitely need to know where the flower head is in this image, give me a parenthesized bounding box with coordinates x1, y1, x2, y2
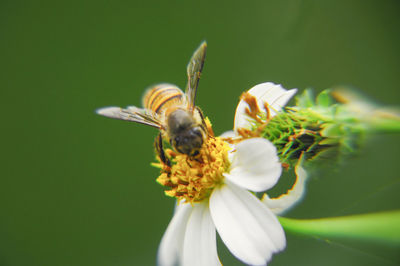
(230, 82, 309, 215)
(156, 137, 230, 203)
(156, 134, 285, 266)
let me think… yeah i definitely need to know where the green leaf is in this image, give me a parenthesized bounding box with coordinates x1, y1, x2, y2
(279, 210, 400, 246)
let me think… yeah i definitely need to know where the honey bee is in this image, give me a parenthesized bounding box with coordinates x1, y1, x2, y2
(96, 42, 209, 165)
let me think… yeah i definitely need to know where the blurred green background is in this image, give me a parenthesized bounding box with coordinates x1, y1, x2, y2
(1, 1, 399, 265)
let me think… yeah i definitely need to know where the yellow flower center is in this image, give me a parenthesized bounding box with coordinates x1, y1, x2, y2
(155, 136, 231, 203)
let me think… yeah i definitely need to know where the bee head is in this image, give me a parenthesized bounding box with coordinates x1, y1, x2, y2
(167, 109, 204, 156)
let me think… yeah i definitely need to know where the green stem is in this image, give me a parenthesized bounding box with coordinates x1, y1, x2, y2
(279, 210, 400, 246)
(369, 119, 400, 133)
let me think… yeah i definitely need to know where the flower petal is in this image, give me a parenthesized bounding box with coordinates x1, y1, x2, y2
(234, 82, 297, 130)
(182, 202, 221, 266)
(263, 158, 308, 215)
(157, 203, 192, 266)
(219, 130, 236, 139)
(210, 181, 286, 266)
(225, 138, 282, 192)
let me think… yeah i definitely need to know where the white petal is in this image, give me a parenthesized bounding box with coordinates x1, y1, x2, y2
(173, 199, 187, 213)
(219, 130, 236, 138)
(157, 203, 192, 266)
(226, 138, 282, 192)
(234, 82, 297, 130)
(263, 159, 308, 215)
(182, 202, 221, 266)
(210, 181, 286, 266)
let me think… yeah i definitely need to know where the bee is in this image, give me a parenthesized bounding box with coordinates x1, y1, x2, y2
(96, 42, 209, 165)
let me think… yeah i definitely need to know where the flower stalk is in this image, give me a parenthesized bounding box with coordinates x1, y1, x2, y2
(278, 210, 400, 246)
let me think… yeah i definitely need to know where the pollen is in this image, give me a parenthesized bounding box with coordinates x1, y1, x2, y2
(156, 137, 231, 203)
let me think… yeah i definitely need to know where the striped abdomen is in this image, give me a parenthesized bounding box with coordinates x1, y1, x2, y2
(142, 84, 184, 115)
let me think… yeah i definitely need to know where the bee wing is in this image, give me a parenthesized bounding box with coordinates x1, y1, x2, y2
(185, 41, 207, 112)
(96, 106, 162, 129)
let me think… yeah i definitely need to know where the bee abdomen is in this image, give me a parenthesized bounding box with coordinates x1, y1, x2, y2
(142, 84, 184, 115)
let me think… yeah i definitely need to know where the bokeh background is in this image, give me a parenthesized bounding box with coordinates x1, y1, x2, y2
(1, 1, 399, 265)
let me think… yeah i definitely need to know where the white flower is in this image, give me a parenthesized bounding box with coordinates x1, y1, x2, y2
(157, 138, 285, 266)
(230, 82, 309, 215)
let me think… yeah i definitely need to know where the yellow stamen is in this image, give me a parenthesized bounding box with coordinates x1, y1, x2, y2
(240, 92, 262, 123)
(155, 136, 231, 203)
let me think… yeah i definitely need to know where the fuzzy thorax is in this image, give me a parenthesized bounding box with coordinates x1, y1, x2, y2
(156, 137, 231, 203)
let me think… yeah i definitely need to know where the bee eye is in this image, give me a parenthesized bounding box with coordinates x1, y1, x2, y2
(192, 150, 199, 156)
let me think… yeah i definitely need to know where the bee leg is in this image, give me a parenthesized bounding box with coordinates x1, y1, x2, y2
(185, 157, 193, 167)
(194, 156, 203, 164)
(155, 133, 171, 167)
(196, 106, 214, 137)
